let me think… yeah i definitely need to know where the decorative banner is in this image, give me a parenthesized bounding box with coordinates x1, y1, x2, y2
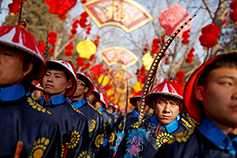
(83, 0, 153, 33)
(109, 68, 133, 82)
(159, 3, 192, 38)
(99, 47, 138, 68)
(111, 79, 126, 88)
(76, 39, 97, 59)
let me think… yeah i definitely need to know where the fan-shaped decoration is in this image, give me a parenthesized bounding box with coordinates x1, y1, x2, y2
(76, 39, 97, 59)
(159, 3, 193, 38)
(109, 68, 133, 82)
(83, 0, 153, 33)
(111, 79, 127, 90)
(99, 47, 138, 68)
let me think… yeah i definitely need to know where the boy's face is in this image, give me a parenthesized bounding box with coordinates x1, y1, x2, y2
(0, 46, 32, 87)
(153, 96, 181, 126)
(195, 67, 237, 128)
(43, 69, 71, 98)
(86, 92, 96, 104)
(134, 99, 141, 112)
(73, 79, 88, 97)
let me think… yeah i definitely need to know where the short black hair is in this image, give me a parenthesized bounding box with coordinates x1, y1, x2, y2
(46, 63, 72, 81)
(198, 54, 237, 86)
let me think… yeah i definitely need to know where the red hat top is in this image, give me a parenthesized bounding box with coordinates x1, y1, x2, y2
(45, 60, 78, 97)
(99, 92, 108, 108)
(145, 77, 184, 109)
(129, 90, 143, 106)
(31, 80, 44, 90)
(0, 25, 46, 80)
(76, 71, 93, 96)
(184, 53, 237, 121)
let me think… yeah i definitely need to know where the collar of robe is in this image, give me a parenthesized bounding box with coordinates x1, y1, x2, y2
(132, 109, 138, 118)
(150, 113, 180, 133)
(0, 83, 25, 102)
(198, 117, 237, 155)
(72, 97, 86, 108)
(40, 93, 67, 106)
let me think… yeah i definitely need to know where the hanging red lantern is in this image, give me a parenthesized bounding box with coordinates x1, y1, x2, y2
(199, 33, 217, 50)
(186, 57, 194, 63)
(229, 9, 237, 23)
(48, 37, 57, 45)
(48, 31, 57, 38)
(49, 47, 54, 56)
(90, 63, 105, 78)
(39, 42, 46, 53)
(176, 70, 185, 78)
(230, 1, 237, 10)
(64, 49, 73, 56)
(76, 56, 86, 67)
(65, 43, 74, 50)
(201, 24, 221, 37)
(8, 2, 20, 16)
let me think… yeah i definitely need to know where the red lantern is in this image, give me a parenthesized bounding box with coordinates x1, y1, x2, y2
(48, 31, 57, 38)
(64, 49, 73, 56)
(229, 9, 237, 23)
(8, 2, 20, 16)
(76, 56, 86, 67)
(186, 57, 194, 63)
(199, 33, 217, 49)
(49, 47, 54, 56)
(39, 42, 46, 53)
(48, 37, 57, 45)
(201, 24, 221, 37)
(65, 43, 74, 50)
(176, 70, 185, 78)
(230, 1, 237, 10)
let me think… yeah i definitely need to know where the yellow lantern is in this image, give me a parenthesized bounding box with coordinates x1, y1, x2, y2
(76, 39, 97, 59)
(132, 81, 143, 92)
(142, 53, 154, 70)
(98, 75, 109, 86)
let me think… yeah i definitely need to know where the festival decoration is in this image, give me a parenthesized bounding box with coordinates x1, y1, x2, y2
(182, 29, 190, 45)
(142, 53, 154, 70)
(132, 81, 143, 93)
(135, 66, 147, 84)
(98, 75, 109, 86)
(99, 47, 138, 68)
(8, 0, 24, 16)
(159, 3, 193, 38)
(76, 39, 97, 59)
(199, 24, 221, 50)
(109, 68, 133, 82)
(151, 38, 161, 55)
(90, 63, 106, 80)
(175, 70, 185, 85)
(45, 0, 77, 20)
(64, 43, 74, 56)
(186, 47, 195, 63)
(76, 56, 86, 67)
(39, 42, 46, 54)
(83, 0, 153, 33)
(93, 35, 100, 48)
(229, 1, 237, 24)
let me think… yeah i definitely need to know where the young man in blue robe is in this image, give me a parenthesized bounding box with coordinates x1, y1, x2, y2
(70, 72, 104, 158)
(39, 60, 89, 157)
(0, 25, 61, 157)
(115, 78, 192, 158)
(155, 53, 237, 157)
